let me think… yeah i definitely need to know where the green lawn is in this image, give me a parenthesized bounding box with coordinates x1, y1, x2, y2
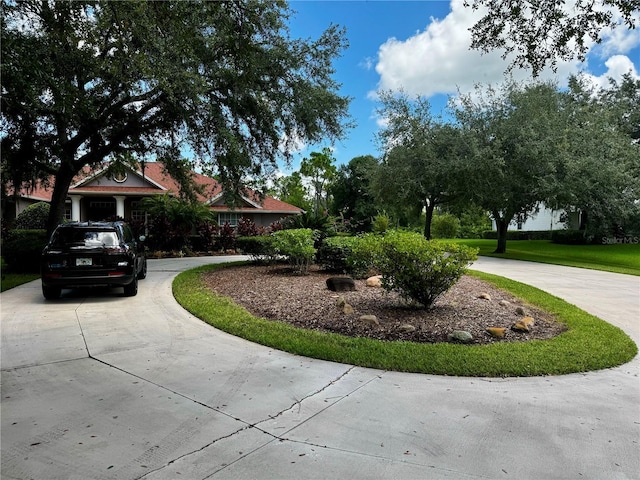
(451, 239, 640, 276)
(173, 263, 637, 377)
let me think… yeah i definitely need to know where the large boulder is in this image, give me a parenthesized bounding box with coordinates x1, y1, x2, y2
(448, 330, 473, 343)
(326, 276, 356, 292)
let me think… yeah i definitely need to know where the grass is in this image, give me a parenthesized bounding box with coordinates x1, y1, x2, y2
(451, 239, 640, 276)
(0, 257, 40, 292)
(1, 272, 40, 292)
(173, 262, 637, 377)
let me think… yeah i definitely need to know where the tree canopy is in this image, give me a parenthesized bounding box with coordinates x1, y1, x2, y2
(329, 155, 381, 232)
(466, 0, 640, 75)
(1, 0, 351, 232)
(374, 91, 474, 240)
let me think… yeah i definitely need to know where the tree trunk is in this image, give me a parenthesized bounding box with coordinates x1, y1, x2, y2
(46, 163, 76, 235)
(494, 214, 509, 254)
(423, 200, 435, 240)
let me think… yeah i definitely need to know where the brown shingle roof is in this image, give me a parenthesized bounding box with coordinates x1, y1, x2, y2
(13, 162, 302, 214)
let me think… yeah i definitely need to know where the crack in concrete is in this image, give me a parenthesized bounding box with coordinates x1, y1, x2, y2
(259, 365, 359, 423)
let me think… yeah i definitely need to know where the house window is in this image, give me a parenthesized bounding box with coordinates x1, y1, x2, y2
(130, 201, 145, 222)
(218, 213, 241, 227)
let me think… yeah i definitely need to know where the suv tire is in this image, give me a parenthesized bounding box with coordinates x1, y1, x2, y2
(42, 286, 61, 300)
(137, 257, 147, 280)
(123, 275, 138, 297)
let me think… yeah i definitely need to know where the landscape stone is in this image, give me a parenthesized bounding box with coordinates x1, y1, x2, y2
(366, 275, 382, 288)
(511, 320, 530, 332)
(359, 315, 380, 327)
(448, 330, 473, 343)
(336, 296, 346, 308)
(398, 324, 417, 333)
(523, 316, 535, 328)
(499, 300, 511, 307)
(478, 293, 492, 300)
(486, 327, 506, 338)
(342, 303, 354, 315)
(515, 306, 527, 316)
(326, 276, 356, 292)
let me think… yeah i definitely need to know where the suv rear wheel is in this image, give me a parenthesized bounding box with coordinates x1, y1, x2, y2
(137, 257, 147, 280)
(123, 275, 138, 297)
(42, 285, 61, 300)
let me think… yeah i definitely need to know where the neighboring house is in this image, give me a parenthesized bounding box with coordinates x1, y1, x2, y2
(3, 162, 302, 227)
(491, 203, 581, 232)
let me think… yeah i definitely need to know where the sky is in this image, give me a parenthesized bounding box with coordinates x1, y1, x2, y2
(282, 0, 640, 173)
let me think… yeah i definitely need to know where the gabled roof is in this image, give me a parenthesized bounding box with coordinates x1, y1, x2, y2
(11, 162, 302, 214)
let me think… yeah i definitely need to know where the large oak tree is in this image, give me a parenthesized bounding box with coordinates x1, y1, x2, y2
(466, 0, 639, 76)
(1, 0, 351, 233)
(374, 91, 474, 240)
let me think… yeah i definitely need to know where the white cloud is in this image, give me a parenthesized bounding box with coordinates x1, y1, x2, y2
(591, 5, 640, 57)
(371, 0, 632, 100)
(582, 55, 640, 90)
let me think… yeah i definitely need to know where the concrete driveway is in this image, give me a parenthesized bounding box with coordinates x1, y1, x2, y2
(1, 256, 638, 480)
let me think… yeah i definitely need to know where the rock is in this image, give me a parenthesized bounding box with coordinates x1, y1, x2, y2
(515, 306, 527, 316)
(398, 324, 417, 333)
(448, 330, 473, 343)
(499, 300, 511, 307)
(359, 315, 380, 327)
(522, 316, 535, 328)
(486, 327, 506, 338)
(511, 320, 530, 332)
(336, 296, 346, 308)
(326, 276, 356, 292)
(366, 275, 382, 288)
(478, 293, 492, 300)
(342, 303, 354, 315)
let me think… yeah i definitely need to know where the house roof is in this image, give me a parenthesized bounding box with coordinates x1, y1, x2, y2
(13, 162, 302, 214)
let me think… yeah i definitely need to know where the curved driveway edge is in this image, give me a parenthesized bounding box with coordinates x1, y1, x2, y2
(1, 256, 638, 480)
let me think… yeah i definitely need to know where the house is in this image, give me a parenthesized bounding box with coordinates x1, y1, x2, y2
(490, 203, 581, 232)
(3, 162, 302, 227)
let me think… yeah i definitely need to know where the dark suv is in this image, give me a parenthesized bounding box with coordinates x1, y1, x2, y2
(41, 221, 147, 299)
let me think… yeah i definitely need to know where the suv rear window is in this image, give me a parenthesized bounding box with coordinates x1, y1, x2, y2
(51, 229, 120, 248)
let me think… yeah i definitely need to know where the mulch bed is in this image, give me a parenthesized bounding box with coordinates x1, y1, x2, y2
(202, 264, 566, 345)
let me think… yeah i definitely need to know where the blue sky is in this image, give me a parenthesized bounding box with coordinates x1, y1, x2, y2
(283, 0, 640, 173)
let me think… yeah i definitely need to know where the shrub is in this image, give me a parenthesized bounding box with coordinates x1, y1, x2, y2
(372, 213, 390, 234)
(236, 236, 277, 264)
(272, 228, 316, 274)
(14, 202, 50, 230)
(316, 236, 359, 272)
(2, 229, 49, 273)
(551, 229, 595, 245)
(196, 220, 218, 251)
(237, 217, 259, 237)
(347, 233, 384, 278)
(431, 214, 460, 239)
(482, 230, 552, 241)
(218, 222, 236, 251)
(377, 231, 478, 308)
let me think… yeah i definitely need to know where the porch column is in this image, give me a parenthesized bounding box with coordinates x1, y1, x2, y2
(70, 195, 82, 221)
(114, 196, 125, 219)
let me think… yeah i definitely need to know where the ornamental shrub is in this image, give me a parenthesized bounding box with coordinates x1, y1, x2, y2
(272, 228, 316, 274)
(14, 202, 50, 230)
(347, 233, 383, 278)
(316, 236, 359, 272)
(2, 229, 49, 273)
(236, 236, 277, 264)
(237, 217, 259, 237)
(218, 222, 236, 251)
(431, 213, 460, 239)
(377, 231, 478, 308)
